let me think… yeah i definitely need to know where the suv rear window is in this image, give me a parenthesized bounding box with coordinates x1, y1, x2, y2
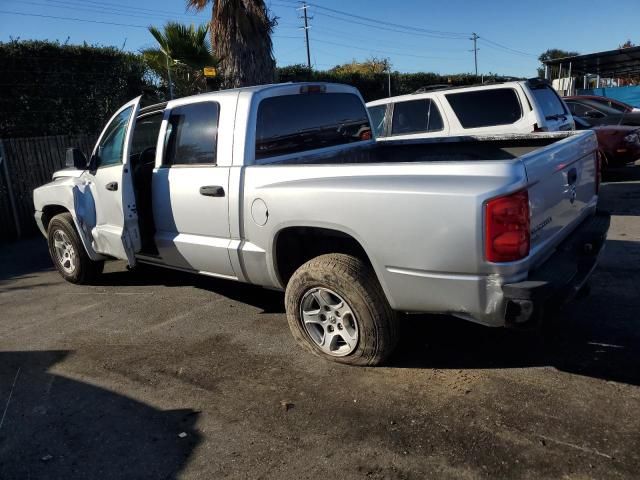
(255, 93, 371, 160)
(446, 88, 522, 128)
(391, 99, 444, 135)
(531, 86, 567, 119)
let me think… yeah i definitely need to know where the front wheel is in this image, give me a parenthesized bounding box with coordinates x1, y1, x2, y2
(47, 212, 104, 284)
(285, 253, 399, 366)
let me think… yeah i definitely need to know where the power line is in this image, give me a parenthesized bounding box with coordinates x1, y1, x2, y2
(310, 24, 468, 54)
(304, 2, 468, 39)
(311, 38, 461, 61)
(16, 0, 204, 23)
(310, 11, 466, 41)
(0, 10, 148, 28)
(479, 37, 537, 58)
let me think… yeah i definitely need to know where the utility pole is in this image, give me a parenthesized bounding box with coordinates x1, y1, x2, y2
(470, 32, 479, 76)
(299, 2, 312, 72)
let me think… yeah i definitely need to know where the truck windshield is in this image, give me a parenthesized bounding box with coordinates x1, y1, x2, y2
(255, 93, 372, 160)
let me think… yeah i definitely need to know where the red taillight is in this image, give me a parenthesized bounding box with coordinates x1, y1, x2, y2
(485, 190, 530, 263)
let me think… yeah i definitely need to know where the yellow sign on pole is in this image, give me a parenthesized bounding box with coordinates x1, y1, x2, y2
(203, 67, 217, 78)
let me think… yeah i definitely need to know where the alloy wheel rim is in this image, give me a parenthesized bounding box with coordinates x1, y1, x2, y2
(300, 287, 359, 357)
(52, 229, 76, 274)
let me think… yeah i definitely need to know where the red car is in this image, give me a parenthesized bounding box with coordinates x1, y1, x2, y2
(574, 117, 640, 167)
(565, 95, 640, 114)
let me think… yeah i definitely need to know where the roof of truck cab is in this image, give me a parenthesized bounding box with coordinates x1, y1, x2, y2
(139, 82, 360, 112)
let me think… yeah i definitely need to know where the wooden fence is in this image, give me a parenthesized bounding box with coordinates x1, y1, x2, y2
(0, 134, 97, 243)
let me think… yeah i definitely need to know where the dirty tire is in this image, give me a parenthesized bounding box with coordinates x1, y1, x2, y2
(285, 253, 399, 366)
(47, 212, 104, 284)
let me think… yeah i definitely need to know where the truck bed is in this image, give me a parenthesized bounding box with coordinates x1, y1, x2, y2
(262, 132, 575, 165)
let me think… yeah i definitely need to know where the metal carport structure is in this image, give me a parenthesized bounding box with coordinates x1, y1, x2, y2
(543, 46, 640, 88)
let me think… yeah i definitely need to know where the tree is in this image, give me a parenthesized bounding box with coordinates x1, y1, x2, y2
(142, 22, 220, 98)
(186, 0, 277, 88)
(619, 40, 636, 49)
(537, 48, 579, 78)
(329, 57, 391, 75)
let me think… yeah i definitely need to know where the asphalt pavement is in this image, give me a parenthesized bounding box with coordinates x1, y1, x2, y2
(1, 165, 639, 479)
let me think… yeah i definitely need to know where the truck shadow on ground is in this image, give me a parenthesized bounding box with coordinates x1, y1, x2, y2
(391, 238, 640, 386)
(96, 238, 640, 387)
(0, 351, 200, 480)
(390, 310, 640, 387)
(98, 265, 287, 314)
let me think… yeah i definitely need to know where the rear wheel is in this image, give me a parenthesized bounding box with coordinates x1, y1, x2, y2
(285, 253, 399, 366)
(47, 212, 104, 284)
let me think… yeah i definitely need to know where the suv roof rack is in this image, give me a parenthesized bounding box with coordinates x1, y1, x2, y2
(413, 84, 451, 94)
(412, 79, 521, 94)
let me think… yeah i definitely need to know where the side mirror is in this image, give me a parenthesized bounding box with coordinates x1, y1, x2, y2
(585, 110, 605, 119)
(65, 148, 87, 169)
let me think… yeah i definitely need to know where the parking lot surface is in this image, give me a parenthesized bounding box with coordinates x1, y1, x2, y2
(1, 166, 640, 479)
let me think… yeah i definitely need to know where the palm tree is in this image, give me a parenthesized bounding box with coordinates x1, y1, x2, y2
(186, 0, 277, 88)
(142, 22, 220, 97)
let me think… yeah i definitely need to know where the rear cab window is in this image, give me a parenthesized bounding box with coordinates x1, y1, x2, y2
(255, 92, 371, 160)
(391, 99, 444, 135)
(445, 88, 522, 128)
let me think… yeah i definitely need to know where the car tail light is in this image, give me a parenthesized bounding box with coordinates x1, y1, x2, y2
(485, 190, 530, 263)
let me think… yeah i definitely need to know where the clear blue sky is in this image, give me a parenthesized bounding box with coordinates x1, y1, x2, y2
(1, 0, 638, 77)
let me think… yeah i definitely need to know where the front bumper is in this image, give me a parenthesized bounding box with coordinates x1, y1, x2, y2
(502, 211, 611, 327)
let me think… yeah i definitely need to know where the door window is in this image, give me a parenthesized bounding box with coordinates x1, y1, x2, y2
(367, 104, 387, 137)
(566, 101, 590, 117)
(96, 106, 133, 167)
(446, 88, 522, 128)
(164, 102, 220, 166)
(390, 99, 444, 135)
(131, 113, 163, 157)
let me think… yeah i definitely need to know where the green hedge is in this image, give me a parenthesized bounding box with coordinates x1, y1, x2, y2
(0, 40, 160, 138)
(277, 64, 519, 102)
(0, 40, 520, 138)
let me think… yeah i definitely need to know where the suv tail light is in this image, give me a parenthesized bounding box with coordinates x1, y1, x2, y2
(485, 190, 530, 263)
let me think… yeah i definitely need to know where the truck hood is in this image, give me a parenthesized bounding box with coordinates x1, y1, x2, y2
(52, 168, 85, 180)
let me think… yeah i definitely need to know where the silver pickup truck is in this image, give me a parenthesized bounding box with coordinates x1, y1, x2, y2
(34, 83, 610, 366)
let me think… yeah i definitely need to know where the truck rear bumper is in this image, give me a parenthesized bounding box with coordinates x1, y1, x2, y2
(502, 211, 611, 327)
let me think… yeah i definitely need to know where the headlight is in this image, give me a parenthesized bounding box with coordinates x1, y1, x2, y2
(624, 132, 640, 144)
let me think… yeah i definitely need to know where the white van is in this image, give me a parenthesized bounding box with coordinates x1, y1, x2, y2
(367, 79, 574, 140)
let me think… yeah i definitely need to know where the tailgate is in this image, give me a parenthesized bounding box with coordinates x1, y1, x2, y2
(522, 131, 598, 256)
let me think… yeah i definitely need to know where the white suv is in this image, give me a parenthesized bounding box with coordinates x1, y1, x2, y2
(367, 79, 574, 140)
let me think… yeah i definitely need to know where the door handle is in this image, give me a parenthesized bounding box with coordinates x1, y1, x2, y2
(567, 168, 577, 185)
(199, 185, 225, 197)
(105, 181, 118, 191)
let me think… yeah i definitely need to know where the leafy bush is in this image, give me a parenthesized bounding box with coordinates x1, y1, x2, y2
(276, 64, 519, 102)
(0, 40, 160, 138)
